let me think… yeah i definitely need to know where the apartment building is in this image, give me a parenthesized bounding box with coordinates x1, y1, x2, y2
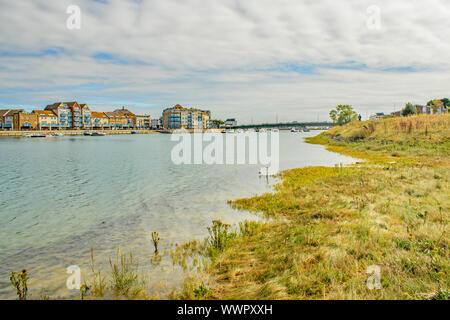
(80, 104, 92, 129)
(33, 110, 59, 129)
(151, 118, 162, 129)
(13, 111, 39, 130)
(0, 109, 23, 130)
(114, 107, 135, 128)
(135, 115, 152, 129)
(105, 112, 127, 129)
(225, 118, 237, 128)
(162, 104, 211, 129)
(45, 102, 73, 129)
(91, 112, 110, 129)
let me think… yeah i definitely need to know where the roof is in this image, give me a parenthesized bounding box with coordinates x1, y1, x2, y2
(64, 102, 79, 108)
(0, 109, 11, 117)
(105, 112, 125, 118)
(1, 109, 23, 117)
(113, 106, 135, 116)
(33, 110, 57, 117)
(45, 102, 65, 110)
(91, 111, 108, 118)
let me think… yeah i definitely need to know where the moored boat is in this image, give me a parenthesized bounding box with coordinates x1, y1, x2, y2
(91, 132, 106, 136)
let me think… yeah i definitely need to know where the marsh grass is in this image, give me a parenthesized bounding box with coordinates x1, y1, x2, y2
(87, 247, 147, 299)
(183, 114, 449, 300)
(9, 269, 28, 300)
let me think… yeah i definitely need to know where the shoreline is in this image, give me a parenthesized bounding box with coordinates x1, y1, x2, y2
(0, 128, 226, 137)
(176, 114, 449, 300)
(0, 129, 160, 136)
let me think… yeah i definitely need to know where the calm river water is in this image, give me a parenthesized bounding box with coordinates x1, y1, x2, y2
(0, 131, 356, 298)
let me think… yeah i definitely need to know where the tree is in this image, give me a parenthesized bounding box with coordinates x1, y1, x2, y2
(402, 103, 416, 116)
(329, 105, 358, 126)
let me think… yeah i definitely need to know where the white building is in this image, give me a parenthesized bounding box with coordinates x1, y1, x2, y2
(369, 113, 385, 120)
(225, 118, 237, 127)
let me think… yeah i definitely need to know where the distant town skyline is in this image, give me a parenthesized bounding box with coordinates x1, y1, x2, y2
(1, 0, 450, 123)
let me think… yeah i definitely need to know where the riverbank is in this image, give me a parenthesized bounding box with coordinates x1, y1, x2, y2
(0, 129, 160, 136)
(177, 114, 449, 300)
(0, 128, 226, 136)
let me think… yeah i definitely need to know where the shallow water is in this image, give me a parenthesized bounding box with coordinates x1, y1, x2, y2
(0, 131, 356, 298)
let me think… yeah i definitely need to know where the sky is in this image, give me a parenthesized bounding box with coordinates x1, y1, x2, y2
(1, 0, 450, 123)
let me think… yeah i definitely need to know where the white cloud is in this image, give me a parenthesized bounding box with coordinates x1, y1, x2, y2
(0, 0, 449, 122)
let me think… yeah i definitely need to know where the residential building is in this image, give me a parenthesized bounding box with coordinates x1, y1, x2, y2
(0, 109, 23, 130)
(13, 111, 38, 130)
(162, 104, 211, 129)
(428, 100, 446, 114)
(105, 112, 127, 129)
(91, 112, 110, 129)
(114, 107, 135, 129)
(135, 115, 152, 129)
(151, 118, 162, 129)
(65, 102, 82, 129)
(225, 118, 237, 128)
(369, 113, 385, 120)
(33, 110, 59, 130)
(80, 104, 92, 129)
(209, 120, 224, 128)
(45, 102, 73, 129)
(414, 105, 429, 114)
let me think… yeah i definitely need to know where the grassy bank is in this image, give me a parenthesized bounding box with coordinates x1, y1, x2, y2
(180, 114, 449, 300)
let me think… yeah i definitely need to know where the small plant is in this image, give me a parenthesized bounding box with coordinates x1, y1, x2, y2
(89, 247, 106, 297)
(109, 247, 144, 298)
(193, 282, 209, 298)
(80, 283, 89, 300)
(10, 269, 28, 300)
(433, 288, 449, 300)
(207, 220, 232, 252)
(151, 231, 160, 253)
(239, 220, 261, 236)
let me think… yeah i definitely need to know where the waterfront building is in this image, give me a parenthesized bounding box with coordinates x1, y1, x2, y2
(13, 111, 38, 130)
(209, 120, 224, 128)
(65, 102, 82, 129)
(91, 112, 110, 129)
(162, 104, 211, 129)
(0, 109, 23, 130)
(33, 110, 59, 130)
(114, 107, 136, 129)
(151, 118, 162, 129)
(225, 118, 237, 128)
(45, 102, 73, 129)
(135, 115, 152, 129)
(80, 104, 92, 129)
(105, 112, 127, 129)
